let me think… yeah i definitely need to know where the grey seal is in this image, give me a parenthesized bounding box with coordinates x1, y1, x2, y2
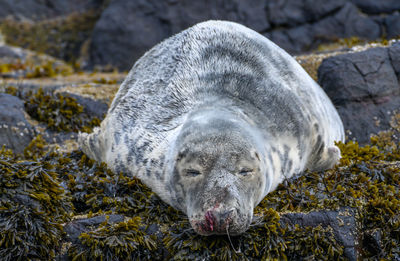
(79, 20, 345, 236)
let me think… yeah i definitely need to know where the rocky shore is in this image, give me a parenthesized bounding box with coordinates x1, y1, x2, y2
(0, 0, 399, 260)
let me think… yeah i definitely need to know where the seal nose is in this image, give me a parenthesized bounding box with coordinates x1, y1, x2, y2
(202, 208, 236, 233)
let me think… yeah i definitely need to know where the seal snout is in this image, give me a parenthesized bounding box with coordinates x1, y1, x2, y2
(192, 207, 239, 235)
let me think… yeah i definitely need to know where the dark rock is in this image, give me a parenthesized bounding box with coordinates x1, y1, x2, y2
(266, 0, 345, 27)
(88, 0, 170, 70)
(14, 194, 41, 210)
(319, 48, 398, 102)
(2, 0, 399, 72)
(89, 0, 385, 70)
(0, 93, 36, 154)
(163, 0, 270, 34)
(350, 0, 400, 15)
(268, 3, 381, 56)
(89, 0, 270, 70)
(63, 214, 125, 243)
(269, 24, 315, 54)
(362, 229, 384, 257)
(313, 3, 381, 42)
(318, 44, 400, 143)
(385, 13, 400, 39)
(280, 207, 358, 261)
(389, 42, 400, 76)
(0, 0, 104, 21)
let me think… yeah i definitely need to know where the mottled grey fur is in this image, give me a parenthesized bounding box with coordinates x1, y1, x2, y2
(79, 21, 344, 235)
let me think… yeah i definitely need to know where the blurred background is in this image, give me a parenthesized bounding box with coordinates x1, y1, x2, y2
(1, 0, 399, 71)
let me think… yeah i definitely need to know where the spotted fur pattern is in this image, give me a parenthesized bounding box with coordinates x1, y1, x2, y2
(79, 20, 344, 234)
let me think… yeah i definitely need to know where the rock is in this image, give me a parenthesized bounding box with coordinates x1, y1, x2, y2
(280, 208, 358, 261)
(63, 214, 125, 243)
(88, 0, 387, 70)
(266, 2, 381, 59)
(350, 0, 400, 15)
(266, 0, 345, 27)
(88, 0, 170, 70)
(362, 229, 384, 257)
(0, 0, 104, 21)
(318, 43, 400, 143)
(1, 0, 398, 70)
(0, 30, 4, 45)
(385, 13, 400, 39)
(268, 24, 315, 54)
(0, 45, 26, 60)
(0, 45, 29, 76)
(89, 0, 269, 70)
(0, 93, 36, 154)
(60, 92, 108, 120)
(312, 3, 380, 43)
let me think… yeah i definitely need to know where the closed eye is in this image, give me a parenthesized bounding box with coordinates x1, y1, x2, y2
(239, 169, 253, 176)
(185, 169, 201, 177)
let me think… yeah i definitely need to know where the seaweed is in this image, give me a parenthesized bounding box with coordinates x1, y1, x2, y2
(0, 63, 26, 74)
(93, 77, 118, 85)
(163, 208, 343, 260)
(23, 134, 47, 160)
(1, 106, 399, 259)
(24, 88, 102, 132)
(26, 60, 73, 78)
(68, 216, 158, 261)
(0, 147, 72, 260)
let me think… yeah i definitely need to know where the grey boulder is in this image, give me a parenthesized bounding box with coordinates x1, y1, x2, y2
(0, 93, 36, 154)
(318, 43, 400, 143)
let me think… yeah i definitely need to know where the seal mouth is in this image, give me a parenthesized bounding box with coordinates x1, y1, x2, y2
(190, 208, 250, 236)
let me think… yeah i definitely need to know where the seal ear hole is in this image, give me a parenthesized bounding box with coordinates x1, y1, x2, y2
(185, 169, 201, 177)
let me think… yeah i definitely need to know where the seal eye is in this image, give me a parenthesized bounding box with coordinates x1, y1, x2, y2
(239, 169, 253, 176)
(185, 169, 201, 177)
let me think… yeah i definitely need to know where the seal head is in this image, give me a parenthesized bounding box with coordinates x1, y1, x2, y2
(168, 108, 269, 235)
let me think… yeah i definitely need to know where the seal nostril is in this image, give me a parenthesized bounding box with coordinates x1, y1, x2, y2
(222, 208, 236, 218)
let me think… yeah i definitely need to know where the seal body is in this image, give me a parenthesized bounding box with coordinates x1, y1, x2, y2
(79, 20, 345, 235)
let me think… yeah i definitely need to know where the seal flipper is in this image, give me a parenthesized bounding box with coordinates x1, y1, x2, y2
(78, 127, 105, 162)
(308, 145, 341, 172)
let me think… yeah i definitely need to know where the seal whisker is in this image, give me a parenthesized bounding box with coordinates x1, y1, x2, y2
(226, 224, 241, 254)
